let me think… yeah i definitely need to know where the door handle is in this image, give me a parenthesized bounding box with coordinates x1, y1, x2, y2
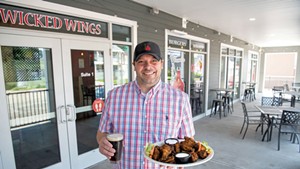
(57, 105, 66, 123)
(66, 104, 77, 122)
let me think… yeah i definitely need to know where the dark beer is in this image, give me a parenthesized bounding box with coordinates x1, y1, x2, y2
(107, 133, 123, 162)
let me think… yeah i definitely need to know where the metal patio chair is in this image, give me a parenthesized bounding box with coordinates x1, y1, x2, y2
(240, 102, 265, 139)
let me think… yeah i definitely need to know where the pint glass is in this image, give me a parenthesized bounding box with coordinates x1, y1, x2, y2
(107, 133, 123, 162)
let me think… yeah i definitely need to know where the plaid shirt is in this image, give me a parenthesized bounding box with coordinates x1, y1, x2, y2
(98, 80, 195, 169)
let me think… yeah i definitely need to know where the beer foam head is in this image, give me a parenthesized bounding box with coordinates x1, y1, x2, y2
(107, 133, 123, 141)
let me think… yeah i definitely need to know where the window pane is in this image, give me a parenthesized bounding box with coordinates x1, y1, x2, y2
(112, 24, 131, 42)
(191, 41, 206, 52)
(168, 36, 189, 50)
(112, 44, 131, 87)
(70, 49, 105, 155)
(2, 46, 61, 169)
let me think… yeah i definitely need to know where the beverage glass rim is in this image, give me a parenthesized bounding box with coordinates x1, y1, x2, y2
(107, 133, 123, 141)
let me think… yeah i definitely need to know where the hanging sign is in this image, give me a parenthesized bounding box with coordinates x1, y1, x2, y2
(0, 3, 108, 38)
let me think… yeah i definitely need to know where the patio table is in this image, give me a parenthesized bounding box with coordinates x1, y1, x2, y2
(255, 105, 299, 142)
(210, 88, 234, 99)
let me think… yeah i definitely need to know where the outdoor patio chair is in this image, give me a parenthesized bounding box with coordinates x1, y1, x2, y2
(243, 88, 255, 102)
(261, 96, 277, 106)
(277, 110, 300, 152)
(190, 88, 202, 115)
(81, 85, 95, 105)
(222, 92, 234, 114)
(210, 99, 224, 119)
(260, 96, 281, 141)
(240, 102, 265, 139)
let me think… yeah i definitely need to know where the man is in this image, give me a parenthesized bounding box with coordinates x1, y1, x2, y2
(97, 41, 195, 169)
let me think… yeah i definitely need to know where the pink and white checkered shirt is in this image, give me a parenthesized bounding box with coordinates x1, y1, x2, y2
(98, 80, 195, 169)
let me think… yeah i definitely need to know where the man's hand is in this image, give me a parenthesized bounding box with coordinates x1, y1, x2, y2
(96, 131, 115, 159)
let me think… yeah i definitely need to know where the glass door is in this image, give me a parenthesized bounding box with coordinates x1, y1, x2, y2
(0, 34, 70, 169)
(166, 35, 209, 117)
(248, 52, 258, 83)
(220, 45, 243, 99)
(224, 57, 241, 98)
(0, 35, 110, 169)
(190, 52, 205, 115)
(61, 39, 109, 169)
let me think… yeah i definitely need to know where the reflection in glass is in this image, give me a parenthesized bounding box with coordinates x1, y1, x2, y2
(71, 49, 105, 155)
(227, 57, 235, 89)
(112, 44, 131, 87)
(112, 24, 131, 42)
(71, 50, 105, 107)
(250, 60, 257, 82)
(190, 53, 205, 115)
(220, 57, 226, 88)
(228, 57, 242, 98)
(191, 53, 204, 83)
(167, 50, 186, 86)
(234, 58, 241, 98)
(2, 46, 60, 169)
(221, 46, 242, 99)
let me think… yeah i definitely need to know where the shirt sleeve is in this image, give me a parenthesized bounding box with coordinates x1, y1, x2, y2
(98, 91, 113, 133)
(178, 93, 195, 138)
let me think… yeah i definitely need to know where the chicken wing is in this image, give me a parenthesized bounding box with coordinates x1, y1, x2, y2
(152, 146, 161, 161)
(160, 144, 172, 161)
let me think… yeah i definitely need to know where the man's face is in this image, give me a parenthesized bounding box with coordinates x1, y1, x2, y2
(133, 54, 163, 88)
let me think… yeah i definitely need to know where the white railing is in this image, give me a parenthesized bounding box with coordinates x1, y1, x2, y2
(6, 89, 52, 128)
(264, 76, 294, 89)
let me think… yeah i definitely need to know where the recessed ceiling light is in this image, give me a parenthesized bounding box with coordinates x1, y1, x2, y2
(249, 18, 256, 21)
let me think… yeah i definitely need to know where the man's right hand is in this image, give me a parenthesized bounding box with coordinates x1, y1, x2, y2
(96, 131, 115, 159)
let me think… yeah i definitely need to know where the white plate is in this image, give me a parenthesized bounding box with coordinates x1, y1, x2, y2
(144, 140, 214, 167)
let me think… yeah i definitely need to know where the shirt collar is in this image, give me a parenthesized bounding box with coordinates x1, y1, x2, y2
(134, 80, 161, 95)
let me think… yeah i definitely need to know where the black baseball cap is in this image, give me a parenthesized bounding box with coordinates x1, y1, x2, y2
(134, 41, 161, 61)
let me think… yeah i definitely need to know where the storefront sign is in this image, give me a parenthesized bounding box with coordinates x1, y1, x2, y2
(0, 3, 108, 38)
(191, 40, 206, 52)
(168, 36, 189, 49)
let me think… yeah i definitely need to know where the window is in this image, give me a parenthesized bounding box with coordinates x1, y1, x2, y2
(220, 44, 243, 99)
(248, 51, 258, 83)
(112, 24, 131, 42)
(112, 44, 131, 87)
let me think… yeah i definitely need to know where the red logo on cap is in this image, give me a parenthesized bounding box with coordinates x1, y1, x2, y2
(145, 44, 151, 51)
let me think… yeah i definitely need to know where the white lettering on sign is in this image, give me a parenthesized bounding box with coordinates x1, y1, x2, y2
(64, 19, 101, 35)
(81, 72, 91, 77)
(168, 39, 187, 47)
(0, 5, 104, 36)
(192, 43, 204, 49)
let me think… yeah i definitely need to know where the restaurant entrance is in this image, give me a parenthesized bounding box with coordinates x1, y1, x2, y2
(166, 32, 209, 117)
(0, 34, 109, 169)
